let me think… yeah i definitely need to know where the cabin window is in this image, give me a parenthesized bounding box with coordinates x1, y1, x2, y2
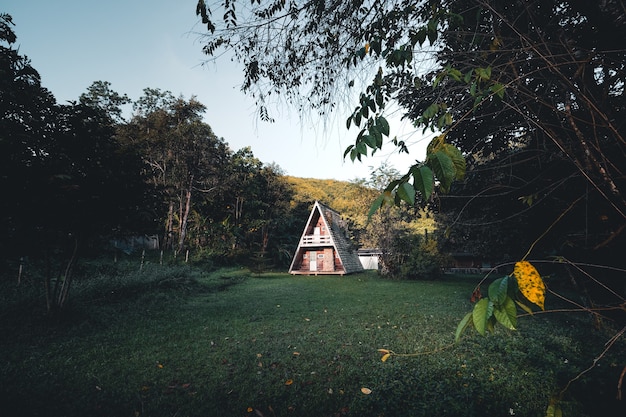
(318, 254, 324, 258)
(303, 253, 308, 259)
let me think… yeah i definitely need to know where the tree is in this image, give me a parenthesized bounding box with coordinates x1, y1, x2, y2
(79, 80, 131, 124)
(0, 13, 57, 261)
(118, 90, 232, 253)
(391, 1, 626, 265)
(215, 148, 294, 267)
(2, 15, 153, 310)
(40, 102, 152, 310)
(360, 163, 440, 278)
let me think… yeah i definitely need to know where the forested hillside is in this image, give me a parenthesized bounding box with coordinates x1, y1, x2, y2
(286, 176, 376, 227)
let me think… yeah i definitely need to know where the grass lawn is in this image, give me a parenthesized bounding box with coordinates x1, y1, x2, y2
(1, 262, 624, 417)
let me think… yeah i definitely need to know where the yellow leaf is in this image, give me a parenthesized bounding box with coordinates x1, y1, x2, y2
(513, 261, 545, 310)
(247, 407, 253, 413)
(365, 43, 370, 54)
(285, 379, 293, 386)
(361, 387, 372, 395)
(377, 348, 390, 354)
(381, 353, 391, 362)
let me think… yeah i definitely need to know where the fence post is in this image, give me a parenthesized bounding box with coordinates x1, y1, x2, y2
(17, 257, 23, 285)
(140, 249, 145, 272)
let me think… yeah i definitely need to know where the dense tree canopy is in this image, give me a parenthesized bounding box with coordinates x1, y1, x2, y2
(0, 13, 308, 308)
(397, 1, 626, 265)
(195, 0, 626, 264)
(1, 14, 152, 309)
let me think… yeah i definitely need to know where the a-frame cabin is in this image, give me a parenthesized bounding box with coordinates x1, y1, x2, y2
(289, 201, 364, 275)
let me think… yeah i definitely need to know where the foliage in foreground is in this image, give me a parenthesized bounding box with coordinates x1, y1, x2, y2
(1, 264, 624, 417)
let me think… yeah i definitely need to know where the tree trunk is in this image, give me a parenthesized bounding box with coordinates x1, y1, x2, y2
(164, 201, 174, 250)
(178, 187, 192, 252)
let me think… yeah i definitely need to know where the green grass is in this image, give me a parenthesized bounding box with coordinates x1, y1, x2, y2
(1, 263, 624, 417)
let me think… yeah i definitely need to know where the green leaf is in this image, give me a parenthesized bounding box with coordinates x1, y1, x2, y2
(375, 91, 384, 107)
(411, 165, 434, 200)
(368, 194, 385, 218)
(346, 116, 352, 129)
(433, 71, 445, 88)
(384, 179, 401, 193)
(343, 145, 354, 159)
(423, 103, 439, 119)
(473, 95, 483, 109)
(396, 181, 416, 205)
(450, 68, 462, 81)
(362, 134, 376, 148)
(488, 276, 509, 306)
(515, 300, 534, 316)
(369, 126, 382, 149)
(376, 116, 390, 136)
(349, 148, 359, 162)
(469, 81, 477, 96)
(426, 134, 446, 154)
(493, 296, 517, 330)
(426, 150, 455, 192)
(427, 28, 437, 45)
(441, 143, 466, 180)
(455, 312, 473, 342)
(472, 298, 494, 336)
(415, 29, 427, 46)
(490, 82, 505, 99)
(356, 141, 368, 156)
(476, 66, 491, 81)
(371, 39, 381, 55)
(368, 97, 376, 112)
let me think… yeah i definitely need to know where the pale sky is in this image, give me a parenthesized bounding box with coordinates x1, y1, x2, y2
(4, 0, 431, 181)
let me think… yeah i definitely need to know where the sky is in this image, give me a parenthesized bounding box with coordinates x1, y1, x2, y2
(5, 0, 432, 181)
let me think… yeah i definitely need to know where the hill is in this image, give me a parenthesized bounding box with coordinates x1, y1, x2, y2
(286, 176, 378, 228)
(285, 176, 435, 236)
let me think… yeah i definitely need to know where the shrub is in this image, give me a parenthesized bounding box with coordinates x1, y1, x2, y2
(380, 233, 445, 280)
(399, 236, 445, 279)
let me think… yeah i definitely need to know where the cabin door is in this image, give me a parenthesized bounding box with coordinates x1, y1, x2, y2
(309, 251, 317, 271)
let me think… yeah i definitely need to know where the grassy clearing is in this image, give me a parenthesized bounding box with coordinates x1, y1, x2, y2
(1, 263, 624, 417)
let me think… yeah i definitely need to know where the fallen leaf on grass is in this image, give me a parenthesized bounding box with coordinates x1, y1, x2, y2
(285, 379, 294, 386)
(360, 387, 372, 394)
(381, 353, 391, 362)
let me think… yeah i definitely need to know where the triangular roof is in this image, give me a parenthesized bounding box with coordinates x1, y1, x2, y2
(289, 201, 363, 275)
